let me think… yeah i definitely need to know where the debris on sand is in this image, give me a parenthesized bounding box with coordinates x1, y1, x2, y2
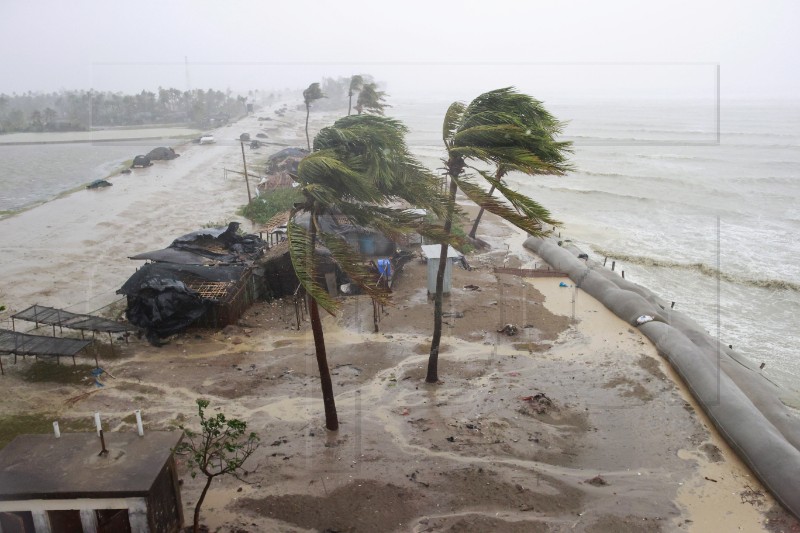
(585, 475, 609, 486)
(520, 392, 553, 415)
(497, 324, 519, 336)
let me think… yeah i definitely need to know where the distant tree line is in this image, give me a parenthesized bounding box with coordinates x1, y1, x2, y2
(303, 74, 388, 113)
(0, 88, 252, 133)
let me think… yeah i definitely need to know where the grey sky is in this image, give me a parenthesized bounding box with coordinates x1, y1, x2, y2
(1, 0, 798, 100)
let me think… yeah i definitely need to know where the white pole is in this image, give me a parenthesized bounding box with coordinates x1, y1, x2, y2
(94, 412, 102, 436)
(53, 421, 61, 438)
(135, 410, 144, 436)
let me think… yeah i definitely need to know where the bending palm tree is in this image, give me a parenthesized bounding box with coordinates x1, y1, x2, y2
(355, 82, 389, 115)
(427, 88, 573, 383)
(347, 75, 364, 116)
(469, 104, 568, 239)
(303, 82, 325, 150)
(289, 114, 447, 430)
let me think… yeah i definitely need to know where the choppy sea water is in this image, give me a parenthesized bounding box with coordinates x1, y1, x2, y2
(393, 98, 800, 391)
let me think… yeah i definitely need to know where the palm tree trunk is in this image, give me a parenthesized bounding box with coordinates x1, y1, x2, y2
(426, 175, 459, 383)
(193, 475, 214, 533)
(310, 297, 339, 430)
(307, 219, 338, 431)
(305, 103, 311, 151)
(468, 184, 496, 239)
(348, 93, 352, 116)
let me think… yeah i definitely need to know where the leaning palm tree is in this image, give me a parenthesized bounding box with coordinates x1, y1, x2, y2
(288, 114, 448, 430)
(469, 105, 567, 239)
(347, 75, 364, 116)
(303, 82, 325, 150)
(426, 87, 573, 383)
(355, 82, 389, 115)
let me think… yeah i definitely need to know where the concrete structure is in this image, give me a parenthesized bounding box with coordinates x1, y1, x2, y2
(0, 432, 183, 533)
(421, 245, 463, 295)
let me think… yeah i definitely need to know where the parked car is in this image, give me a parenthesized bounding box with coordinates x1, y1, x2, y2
(199, 135, 216, 145)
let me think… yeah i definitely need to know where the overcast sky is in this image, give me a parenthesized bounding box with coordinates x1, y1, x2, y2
(2, 0, 798, 101)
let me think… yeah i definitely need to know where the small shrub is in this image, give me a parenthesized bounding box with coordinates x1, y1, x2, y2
(238, 187, 301, 223)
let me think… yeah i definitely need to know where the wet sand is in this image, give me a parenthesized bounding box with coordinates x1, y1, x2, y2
(0, 107, 797, 532)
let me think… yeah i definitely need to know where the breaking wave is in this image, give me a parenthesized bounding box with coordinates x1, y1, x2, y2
(591, 247, 800, 292)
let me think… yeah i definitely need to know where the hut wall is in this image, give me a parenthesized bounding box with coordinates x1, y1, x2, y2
(146, 458, 183, 533)
(261, 252, 299, 300)
(198, 269, 260, 328)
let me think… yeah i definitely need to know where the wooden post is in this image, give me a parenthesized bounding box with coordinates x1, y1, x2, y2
(622, 270, 625, 279)
(241, 141, 252, 204)
(611, 261, 615, 271)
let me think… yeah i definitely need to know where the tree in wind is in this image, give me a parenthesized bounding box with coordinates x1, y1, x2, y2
(355, 82, 389, 115)
(347, 75, 364, 116)
(288, 114, 448, 429)
(426, 88, 572, 383)
(303, 82, 325, 150)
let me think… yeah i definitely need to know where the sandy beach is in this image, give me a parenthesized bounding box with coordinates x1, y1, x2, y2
(0, 107, 798, 532)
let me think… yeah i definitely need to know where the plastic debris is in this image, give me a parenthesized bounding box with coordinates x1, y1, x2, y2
(636, 315, 654, 325)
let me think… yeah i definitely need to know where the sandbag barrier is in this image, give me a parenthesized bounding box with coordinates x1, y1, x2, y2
(523, 235, 800, 519)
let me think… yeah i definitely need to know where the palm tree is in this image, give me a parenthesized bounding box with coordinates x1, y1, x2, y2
(303, 82, 325, 150)
(468, 102, 567, 239)
(288, 114, 447, 430)
(355, 83, 389, 115)
(347, 75, 364, 116)
(426, 87, 573, 383)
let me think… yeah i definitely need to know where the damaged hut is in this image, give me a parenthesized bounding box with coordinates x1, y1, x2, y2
(117, 222, 268, 343)
(257, 147, 308, 193)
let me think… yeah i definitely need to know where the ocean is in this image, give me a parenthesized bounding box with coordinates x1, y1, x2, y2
(392, 98, 800, 392)
(1, 100, 798, 391)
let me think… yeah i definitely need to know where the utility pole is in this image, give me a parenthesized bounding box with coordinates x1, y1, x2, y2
(240, 141, 252, 204)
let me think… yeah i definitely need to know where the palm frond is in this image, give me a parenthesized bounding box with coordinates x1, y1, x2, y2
(348, 75, 364, 95)
(485, 175, 561, 227)
(453, 175, 557, 236)
(442, 101, 466, 145)
(315, 231, 391, 305)
(303, 82, 325, 105)
(355, 83, 389, 115)
(287, 219, 338, 314)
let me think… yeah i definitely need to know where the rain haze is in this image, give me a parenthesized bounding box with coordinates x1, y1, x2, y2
(1, 0, 799, 101)
(3, 1, 800, 531)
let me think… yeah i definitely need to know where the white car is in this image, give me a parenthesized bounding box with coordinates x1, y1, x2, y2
(199, 135, 216, 145)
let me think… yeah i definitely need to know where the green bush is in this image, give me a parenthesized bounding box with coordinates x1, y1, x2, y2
(238, 187, 302, 223)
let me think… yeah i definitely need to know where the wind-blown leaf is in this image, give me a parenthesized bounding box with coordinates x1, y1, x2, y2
(315, 231, 391, 305)
(442, 101, 466, 145)
(453, 176, 556, 236)
(287, 219, 338, 314)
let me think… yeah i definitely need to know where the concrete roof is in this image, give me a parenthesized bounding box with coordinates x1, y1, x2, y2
(0, 431, 182, 501)
(420, 244, 463, 260)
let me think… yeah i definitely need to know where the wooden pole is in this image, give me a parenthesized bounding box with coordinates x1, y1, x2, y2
(240, 141, 252, 204)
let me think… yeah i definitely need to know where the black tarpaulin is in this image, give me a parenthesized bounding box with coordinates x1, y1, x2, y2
(117, 263, 247, 342)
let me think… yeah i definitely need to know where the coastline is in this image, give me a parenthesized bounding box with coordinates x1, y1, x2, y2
(0, 108, 797, 531)
(0, 127, 202, 145)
